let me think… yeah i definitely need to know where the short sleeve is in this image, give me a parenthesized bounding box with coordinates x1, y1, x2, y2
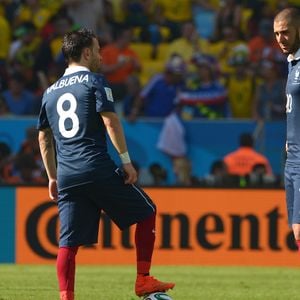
(93, 75, 115, 113)
(37, 98, 50, 130)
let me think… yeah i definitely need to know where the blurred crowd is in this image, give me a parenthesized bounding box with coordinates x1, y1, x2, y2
(0, 0, 298, 186)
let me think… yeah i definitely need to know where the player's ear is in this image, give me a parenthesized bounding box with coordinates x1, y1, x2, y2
(82, 47, 91, 61)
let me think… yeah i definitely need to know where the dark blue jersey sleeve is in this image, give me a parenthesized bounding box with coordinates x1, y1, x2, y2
(92, 75, 115, 113)
(37, 97, 50, 130)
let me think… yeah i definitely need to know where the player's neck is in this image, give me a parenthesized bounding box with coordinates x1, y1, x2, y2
(68, 61, 90, 70)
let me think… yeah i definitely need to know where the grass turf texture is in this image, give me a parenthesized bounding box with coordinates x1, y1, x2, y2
(0, 265, 299, 300)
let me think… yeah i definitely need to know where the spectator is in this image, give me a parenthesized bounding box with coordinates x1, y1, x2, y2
(225, 45, 255, 119)
(173, 156, 193, 186)
(209, 25, 247, 76)
(1, 1, 20, 25)
(4, 152, 46, 184)
(13, 0, 53, 30)
(253, 60, 286, 121)
(193, 1, 218, 41)
(131, 160, 169, 187)
(104, 0, 127, 31)
(8, 21, 41, 91)
(248, 19, 284, 71)
(1, 72, 35, 115)
(165, 21, 210, 67)
(202, 159, 234, 187)
(125, 0, 153, 30)
(31, 13, 74, 93)
(0, 9, 11, 64)
(177, 53, 228, 119)
(8, 21, 38, 64)
(122, 75, 141, 118)
(18, 126, 45, 174)
(223, 132, 273, 177)
(33, 14, 73, 95)
(245, 1, 274, 40)
(212, 0, 242, 41)
(48, 14, 74, 63)
(100, 26, 142, 102)
(154, 0, 196, 40)
(2, 127, 46, 184)
(128, 54, 185, 119)
(125, 1, 169, 59)
(148, 163, 168, 186)
(248, 163, 276, 188)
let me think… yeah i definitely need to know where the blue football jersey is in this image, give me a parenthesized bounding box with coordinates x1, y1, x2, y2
(286, 48, 300, 164)
(37, 66, 117, 190)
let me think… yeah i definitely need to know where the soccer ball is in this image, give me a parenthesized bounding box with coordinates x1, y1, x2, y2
(143, 292, 173, 300)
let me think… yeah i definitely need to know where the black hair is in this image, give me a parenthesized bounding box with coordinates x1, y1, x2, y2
(274, 7, 300, 27)
(62, 28, 96, 63)
(239, 133, 253, 147)
(210, 160, 226, 174)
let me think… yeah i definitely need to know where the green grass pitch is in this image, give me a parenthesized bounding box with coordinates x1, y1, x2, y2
(0, 264, 299, 300)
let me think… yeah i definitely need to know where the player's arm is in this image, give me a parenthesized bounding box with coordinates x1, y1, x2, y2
(100, 111, 137, 184)
(127, 94, 144, 121)
(38, 128, 58, 201)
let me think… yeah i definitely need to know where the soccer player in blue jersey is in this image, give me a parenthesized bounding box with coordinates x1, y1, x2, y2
(274, 8, 300, 253)
(37, 28, 175, 300)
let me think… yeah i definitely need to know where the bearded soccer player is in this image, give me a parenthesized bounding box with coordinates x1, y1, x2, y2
(274, 8, 300, 253)
(37, 28, 175, 300)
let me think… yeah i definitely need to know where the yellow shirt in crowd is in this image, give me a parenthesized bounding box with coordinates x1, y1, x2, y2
(155, 0, 193, 22)
(0, 10, 11, 60)
(16, 4, 52, 30)
(227, 75, 254, 119)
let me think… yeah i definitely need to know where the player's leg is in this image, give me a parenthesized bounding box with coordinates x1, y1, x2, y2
(135, 211, 156, 276)
(92, 170, 157, 275)
(96, 168, 175, 296)
(289, 167, 300, 250)
(134, 210, 174, 296)
(57, 184, 101, 300)
(135, 214, 175, 296)
(57, 246, 78, 300)
(284, 165, 294, 230)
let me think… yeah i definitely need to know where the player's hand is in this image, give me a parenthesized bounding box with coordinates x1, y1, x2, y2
(122, 163, 138, 184)
(49, 179, 58, 202)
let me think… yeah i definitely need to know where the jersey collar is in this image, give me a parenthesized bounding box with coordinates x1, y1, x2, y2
(64, 66, 90, 76)
(287, 48, 300, 62)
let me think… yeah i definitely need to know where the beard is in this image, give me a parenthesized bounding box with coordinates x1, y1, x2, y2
(289, 32, 300, 55)
(89, 58, 101, 73)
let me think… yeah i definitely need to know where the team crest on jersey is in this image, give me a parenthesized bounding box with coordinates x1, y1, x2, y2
(292, 67, 300, 85)
(104, 87, 114, 102)
(295, 69, 300, 81)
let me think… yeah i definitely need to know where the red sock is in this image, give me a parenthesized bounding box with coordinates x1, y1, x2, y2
(135, 212, 156, 275)
(296, 240, 300, 252)
(56, 246, 78, 295)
